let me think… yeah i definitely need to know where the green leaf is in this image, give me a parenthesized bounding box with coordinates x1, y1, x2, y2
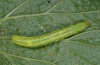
(0, 0, 100, 65)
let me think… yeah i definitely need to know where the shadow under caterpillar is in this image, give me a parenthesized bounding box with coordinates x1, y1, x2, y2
(12, 21, 89, 48)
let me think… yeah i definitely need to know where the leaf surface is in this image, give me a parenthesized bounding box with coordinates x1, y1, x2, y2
(0, 0, 100, 65)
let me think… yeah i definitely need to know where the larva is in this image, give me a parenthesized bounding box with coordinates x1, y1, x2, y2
(12, 21, 89, 47)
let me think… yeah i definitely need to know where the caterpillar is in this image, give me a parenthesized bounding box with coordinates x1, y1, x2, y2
(12, 21, 89, 48)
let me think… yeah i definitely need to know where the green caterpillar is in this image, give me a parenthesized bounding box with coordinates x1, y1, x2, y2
(12, 21, 89, 47)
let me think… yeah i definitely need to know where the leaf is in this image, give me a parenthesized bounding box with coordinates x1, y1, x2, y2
(0, 0, 100, 65)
